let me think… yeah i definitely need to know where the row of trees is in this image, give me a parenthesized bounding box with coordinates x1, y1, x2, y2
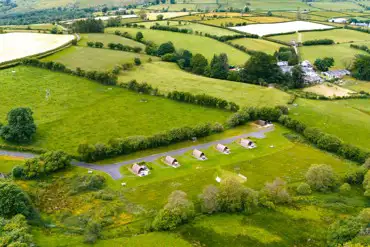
(22, 59, 118, 85)
(107, 42, 142, 53)
(302, 39, 335, 46)
(350, 44, 370, 54)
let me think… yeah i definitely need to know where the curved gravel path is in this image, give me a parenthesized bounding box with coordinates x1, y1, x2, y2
(0, 126, 274, 180)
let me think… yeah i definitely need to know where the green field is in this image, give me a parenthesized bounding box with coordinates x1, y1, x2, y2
(105, 27, 250, 65)
(245, 0, 314, 11)
(147, 3, 197, 11)
(114, 125, 356, 209)
(78, 33, 145, 49)
(42, 46, 156, 71)
(0, 157, 22, 173)
(0, 66, 230, 153)
(230, 38, 286, 54)
(342, 77, 370, 93)
(273, 29, 370, 44)
(118, 61, 290, 107)
(292, 98, 370, 151)
(310, 1, 365, 11)
(299, 43, 369, 69)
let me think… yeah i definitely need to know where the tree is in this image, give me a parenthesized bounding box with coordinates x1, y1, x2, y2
(209, 53, 229, 79)
(327, 217, 363, 246)
(50, 26, 58, 34)
(0, 214, 34, 246)
(0, 107, 36, 144)
(314, 57, 334, 72)
(264, 177, 291, 204)
(363, 170, 370, 197)
(191, 53, 208, 75)
(218, 177, 244, 212)
(305, 164, 337, 192)
(84, 221, 102, 244)
(152, 190, 194, 231)
(296, 182, 312, 195)
(240, 52, 284, 84)
(0, 182, 33, 218)
(138, 9, 147, 20)
(199, 185, 220, 214)
(351, 55, 370, 81)
(157, 41, 175, 56)
(157, 14, 164, 20)
(291, 64, 305, 88)
(136, 31, 144, 41)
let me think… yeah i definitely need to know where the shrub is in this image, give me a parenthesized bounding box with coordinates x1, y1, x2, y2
(296, 182, 312, 195)
(363, 170, 370, 197)
(136, 31, 144, 41)
(152, 190, 194, 231)
(327, 217, 363, 246)
(0, 214, 34, 246)
(305, 164, 337, 192)
(339, 183, 351, 195)
(157, 41, 175, 56)
(84, 221, 102, 244)
(199, 185, 220, 214)
(69, 175, 106, 195)
(263, 177, 291, 204)
(0, 182, 33, 218)
(134, 57, 141, 65)
(344, 167, 367, 185)
(218, 177, 244, 212)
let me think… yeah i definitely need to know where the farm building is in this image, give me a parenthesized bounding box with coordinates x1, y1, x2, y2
(240, 138, 257, 149)
(193, 149, 207, 160)
(278, 60, 323, 84)
(322, 69, 350, 79)
(165, 156, 180, 168)
(132, 163, 150, 177)
(328, 18, 347, 23)
(216, 144, 230, 154)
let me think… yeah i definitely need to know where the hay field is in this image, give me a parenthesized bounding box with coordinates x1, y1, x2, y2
(0, 66, 230, 153)
(105, 27, 250, 65)
(42, 46, 157, 71)
(303, 84, 355, 97)
(230, 21, 333, 36)
(273, 29, 370, 43)
(243, 16, 291, 23)
(230, 38, 285, 54)
(118, 61, 290, 107)
(0, 33, 74, 64)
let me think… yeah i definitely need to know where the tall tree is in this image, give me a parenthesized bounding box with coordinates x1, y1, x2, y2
(209, 53, 229, 79)
(291, 65, 305, 88)
(191, 53, 208, 75)
(0, 107, 36, 144)
(351, 55, 370, 81)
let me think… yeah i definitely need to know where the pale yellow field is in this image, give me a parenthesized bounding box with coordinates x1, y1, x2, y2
(303, 83, 355, 97)
(243, 16, 291, 23)
(0, 33, 75, 64)
(146, 12, 197, 20)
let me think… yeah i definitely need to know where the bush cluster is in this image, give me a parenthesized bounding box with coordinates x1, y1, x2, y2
(0, 182, 33, 218)
(107, 42, 142, 53)
(302, 39, 335, 46)
(227, 106, 283, 127)
(278, 116, 369, 163)
(350, 44, 370, 54)
(87, 41, 103, 48)
(0, 214, 35, 246)
(13, 151, 71, 179)
(121, 80, 160, 95)
(22, 59, 118, 85)
(69, 175, 106, 195)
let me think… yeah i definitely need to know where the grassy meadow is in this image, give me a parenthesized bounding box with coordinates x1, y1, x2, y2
(118, 61, 291, 107)
(291, 98, 370, 151)
(310, 1, 364, 11)
(118, 125, 357, 209)
(299, 43, 369, 69)
(0, 156, 24, 173)
(342, 77, 370, 93)
(274, 29, 370, 44)
(0, 66, 230, 153)
(230, 38, 286, 54)
(105, 27, 250, 65)
(42, 46, 156, 71)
